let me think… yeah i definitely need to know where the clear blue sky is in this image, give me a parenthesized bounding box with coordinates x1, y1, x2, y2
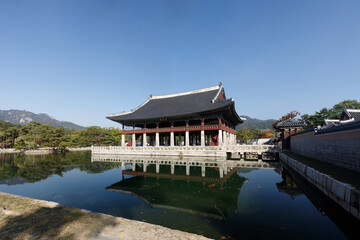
(1, 0, 359, 127)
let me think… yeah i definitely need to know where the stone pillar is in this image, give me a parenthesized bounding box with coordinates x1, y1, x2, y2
(132, 162, 136, 171)
(185, 131, 189, 146)
(155, 132, 159, 147)
(201, 130, 205, 146)
(170, 132, 174, 146)
(132, 134, 136, 147)
(121, 162, 125, 170)
(121, 134, 126, 146)
(222, 131, 226, 146)
(219, 167, 223, 178)
(143, 133, 147, 146)
(218, 129, 222, 146)
(143, 162, 147, 172)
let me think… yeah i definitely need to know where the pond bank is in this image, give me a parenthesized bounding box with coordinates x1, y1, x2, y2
(0, 147, 91, 155)
(0, 192, 211, 240)
(279, 152, 360, 220)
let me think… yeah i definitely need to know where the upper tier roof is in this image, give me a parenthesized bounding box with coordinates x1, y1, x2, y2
(275, 118, 306, 129)
(107, 84, 245, 125)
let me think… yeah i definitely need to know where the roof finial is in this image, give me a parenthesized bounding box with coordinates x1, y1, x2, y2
(219, 82, 222, 87)
(150, 94, 152, 98)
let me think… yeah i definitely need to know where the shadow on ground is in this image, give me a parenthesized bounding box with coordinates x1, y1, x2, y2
(0, 206, 117, 239)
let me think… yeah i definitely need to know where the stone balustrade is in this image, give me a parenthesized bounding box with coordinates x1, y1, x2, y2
(91, 144, 279, 159)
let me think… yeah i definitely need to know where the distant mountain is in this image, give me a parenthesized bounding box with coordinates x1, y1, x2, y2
(0, 110, 85, 130)
(237, 116, 276, 130)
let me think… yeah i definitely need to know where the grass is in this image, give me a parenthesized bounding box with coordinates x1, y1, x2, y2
(284, 152, 360, 190)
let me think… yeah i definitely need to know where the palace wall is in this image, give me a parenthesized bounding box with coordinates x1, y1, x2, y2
(290, 122, 360, 172)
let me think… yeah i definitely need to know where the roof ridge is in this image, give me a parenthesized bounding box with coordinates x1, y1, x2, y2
(346, 109, 360, 112)
(151, 84, 220, 100)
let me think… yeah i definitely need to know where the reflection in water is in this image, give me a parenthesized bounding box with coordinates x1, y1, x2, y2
(0, 152, 357, 239)
(0, 152, 119, 184)
(107, 166, 246, 220)
(276, 172, 303, 199)
(278, 166, 360, 239)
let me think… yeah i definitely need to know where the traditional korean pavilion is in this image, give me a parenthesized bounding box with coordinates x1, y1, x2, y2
(107, 83, 245, 147)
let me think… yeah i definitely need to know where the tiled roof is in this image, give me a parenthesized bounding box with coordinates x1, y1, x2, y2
(275, 118, 306, 129)
(342, 109, 360, 121)
(317, 120, 360, 135)
(107, 84, 244, 125)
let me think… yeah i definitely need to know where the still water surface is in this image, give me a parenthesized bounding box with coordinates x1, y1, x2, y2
(0, 152, 358, 239)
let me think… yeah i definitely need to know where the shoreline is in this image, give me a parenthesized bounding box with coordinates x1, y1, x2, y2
(0, 192, 211, 240)
(0, 147, 91, 155)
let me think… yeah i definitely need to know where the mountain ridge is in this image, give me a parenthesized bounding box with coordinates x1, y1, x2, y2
(0, 109, 85, 130)
(237, 115, 276, 130)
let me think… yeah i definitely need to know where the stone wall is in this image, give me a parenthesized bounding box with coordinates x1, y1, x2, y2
(280, 153, 360, 220)
(291, 123, 360, 172)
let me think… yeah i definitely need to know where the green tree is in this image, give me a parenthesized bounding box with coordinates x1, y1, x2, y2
(250, 128, 262, 143)
(48, 126, 66, 151)
(301, 99, 360, 128)
(332, 100, 360, 118)
(14, 138, 28, 150)
(237, 128, 253, 144)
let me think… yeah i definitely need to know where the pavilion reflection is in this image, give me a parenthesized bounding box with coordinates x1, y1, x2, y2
(276, 170, 303, 199)
(91, 154, 279, 179)
(106, 165, 247, 220)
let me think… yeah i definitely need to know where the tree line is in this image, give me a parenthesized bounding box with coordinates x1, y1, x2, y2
(236, 128, 275, 144)
(301, 100, 360, 128)
(0, 121, 122, 151)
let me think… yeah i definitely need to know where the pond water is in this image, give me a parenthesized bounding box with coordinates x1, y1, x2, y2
(0, 152, 358, 239)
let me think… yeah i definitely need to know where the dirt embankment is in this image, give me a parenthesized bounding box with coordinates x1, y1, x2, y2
(0, 192, 211, 240)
